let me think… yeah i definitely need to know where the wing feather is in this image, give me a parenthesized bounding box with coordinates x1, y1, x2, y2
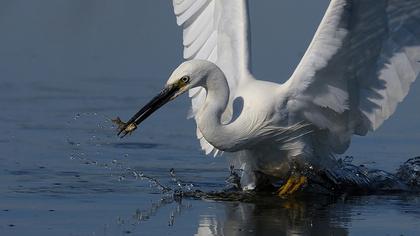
(173, 0, 196, 16)
(175, 0, 209, 26)
(182, 2, 213, 46)
(286, 0, 420, 154)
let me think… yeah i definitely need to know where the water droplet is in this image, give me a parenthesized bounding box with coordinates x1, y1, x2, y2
(73, 113, 81, 120)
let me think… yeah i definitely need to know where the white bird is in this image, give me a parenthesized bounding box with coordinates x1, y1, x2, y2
(116, 0, 420, 195)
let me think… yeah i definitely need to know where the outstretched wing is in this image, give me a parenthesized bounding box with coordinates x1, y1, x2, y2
(286, 0, 420, 154)
(172, 0, 252, 155)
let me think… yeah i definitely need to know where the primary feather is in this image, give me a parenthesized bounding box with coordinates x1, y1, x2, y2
(286, 0, 420, 154)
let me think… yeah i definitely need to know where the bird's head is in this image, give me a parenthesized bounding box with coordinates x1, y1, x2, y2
(114, 60, 214, 137)
(165, 59, 211, 98)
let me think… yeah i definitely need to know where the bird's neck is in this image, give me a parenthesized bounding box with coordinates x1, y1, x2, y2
(196, 70, 233, 150)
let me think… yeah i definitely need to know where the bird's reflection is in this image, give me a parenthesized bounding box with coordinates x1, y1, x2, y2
(196, 195, 350, 236)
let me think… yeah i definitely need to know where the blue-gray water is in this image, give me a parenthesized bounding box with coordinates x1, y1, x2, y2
(1, 1, 420, 235)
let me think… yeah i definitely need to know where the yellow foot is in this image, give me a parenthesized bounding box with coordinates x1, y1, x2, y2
(277, 175, 308, 197)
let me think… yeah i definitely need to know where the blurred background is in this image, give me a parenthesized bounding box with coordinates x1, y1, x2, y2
(1, 1, 419, 235)
(1, 0, 419, 167)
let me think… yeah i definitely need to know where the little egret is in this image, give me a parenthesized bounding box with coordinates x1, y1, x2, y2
(115, 0, 420, 195)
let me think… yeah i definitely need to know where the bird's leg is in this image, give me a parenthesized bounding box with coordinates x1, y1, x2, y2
(276, 157, 317, 197)
(277, 174, 308, 197)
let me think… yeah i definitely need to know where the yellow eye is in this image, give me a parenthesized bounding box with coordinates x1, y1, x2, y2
(180, 76, 190, 83)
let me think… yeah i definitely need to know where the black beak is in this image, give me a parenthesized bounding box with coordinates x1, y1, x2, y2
(114, 85, 179, 138)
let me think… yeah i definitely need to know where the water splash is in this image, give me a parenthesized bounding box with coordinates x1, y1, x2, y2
(314, 156, 420, 195)
(396, 157, 420, 187)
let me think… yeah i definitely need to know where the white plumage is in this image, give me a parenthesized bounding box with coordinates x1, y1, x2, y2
(136, 0, 420, 189)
